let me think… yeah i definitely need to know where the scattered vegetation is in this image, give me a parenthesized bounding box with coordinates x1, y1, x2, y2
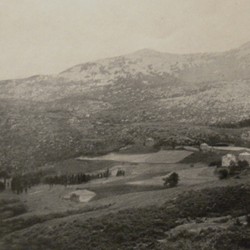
(116, 169, 125, 176)
(215, 118, 250, 128)
(0, 203, 112, 239)
(9, 168, 112, 194)
(180, 151, 222, 164)
(215, 159, 250, 180)
(43, 168, 111, 187)
(10, 169, 55, 194)
(2, 185, 249, 250)
(209, 160, 222, 167)
(174, 185, 250, 218)
(0, 198, 27, 221)
(218, 169, 229, 179)
(0, 182, 5, 192)
(238, 160, 250, 168)
(163, 172, 179, 188)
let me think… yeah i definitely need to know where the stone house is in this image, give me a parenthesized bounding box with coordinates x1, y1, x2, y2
(238, 152, 250, 165)
(200, 143, 213, 152)
(144, 137, 156, 147)
(221, 154, 237, 167)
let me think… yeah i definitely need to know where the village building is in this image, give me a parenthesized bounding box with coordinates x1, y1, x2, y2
(162, 172, 175, 181)
(109, 166, 125, 177)
(238, 152, 250, 165)
(200, 143, 213, 152)
(144, 137, 156, 147)
(110, 167, 121, 177)
(64, 190, 96, 203)
(222, 154, 237, 167)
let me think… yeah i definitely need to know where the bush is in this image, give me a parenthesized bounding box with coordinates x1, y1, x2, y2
(116, 169, 125, 176)
(209, 160, 222, 167)
(175, 185, 250, 218)
(218, 169, 229, 179)
(0, 199, 27, 221)
(238, 160, 249, 168)
(164, 172, 179, 188)
(247, 215, 250, 227)
(180, 151, 222, 165)
(2, 185, 250, 250)
(0, 181, 5, 192)
(228, 165, 241, 176)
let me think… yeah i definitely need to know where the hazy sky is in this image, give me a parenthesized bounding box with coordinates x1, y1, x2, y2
(1, 0, 250, 80)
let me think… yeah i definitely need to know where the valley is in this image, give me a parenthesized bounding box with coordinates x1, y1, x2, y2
(1, 41, 250, 249)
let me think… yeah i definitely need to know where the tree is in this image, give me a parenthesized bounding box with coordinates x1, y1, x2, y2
(228, 160, 241, 176)
(0, 181, 5, 192)
(163, 172, 179, 188)
(218, 169, 229, 179)
(238, 160, 249, 168)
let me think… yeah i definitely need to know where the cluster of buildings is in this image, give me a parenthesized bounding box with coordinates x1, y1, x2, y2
(222, 152, 250, 167)
(200, 142, 250, 167)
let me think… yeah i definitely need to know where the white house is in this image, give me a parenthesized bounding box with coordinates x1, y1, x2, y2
(144, 137, 155, 147)
(200, 143, 213, 152)
(238, 152, 250, 164)
(222, 154, 237, 167)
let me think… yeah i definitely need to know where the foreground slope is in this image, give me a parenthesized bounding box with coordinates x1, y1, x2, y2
(1, 183, 250, 250)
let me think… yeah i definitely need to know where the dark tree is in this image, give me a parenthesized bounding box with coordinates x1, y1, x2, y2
(163, 172, 179, 188)
(0, 181, 5, 192)
(238, 160, 249, 168)
(218, 169, 229, 179)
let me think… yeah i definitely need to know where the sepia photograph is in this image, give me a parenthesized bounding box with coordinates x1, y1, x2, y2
(0, 0, 250, 249)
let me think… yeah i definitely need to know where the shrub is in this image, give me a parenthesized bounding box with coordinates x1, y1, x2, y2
(209, 160, 222, 167)
(175, 185, 250, 218)
(0, 181, 5, 192)
(116, 170, 125, 176)
(164, 172, 179, 188)
(218, 169, 229, 179)
(228, 165, 241, 176)
(238, 160, 249, 168)
(247, 215, 250, 227)
(2, 186, 250, 250)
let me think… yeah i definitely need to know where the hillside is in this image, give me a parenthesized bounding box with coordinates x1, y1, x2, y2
(1, 42, 250, 171)
(1, 184, 250, 250)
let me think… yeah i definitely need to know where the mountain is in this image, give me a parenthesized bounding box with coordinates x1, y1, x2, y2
(1, 42, 250, 171)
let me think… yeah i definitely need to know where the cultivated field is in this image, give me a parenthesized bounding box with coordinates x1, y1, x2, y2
(78, 150, 192, 163)
(1, 149, 250, 250)
(0, 150, 216, 216)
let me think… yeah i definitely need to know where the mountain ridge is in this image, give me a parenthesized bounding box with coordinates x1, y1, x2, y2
(1, 42, 250, 171)
(1, 41, 249, 83)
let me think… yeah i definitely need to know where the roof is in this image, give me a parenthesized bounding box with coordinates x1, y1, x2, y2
(162, 172, 175, 180)
(223, 153, 236, 158)
(239, 152, 250, 156)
